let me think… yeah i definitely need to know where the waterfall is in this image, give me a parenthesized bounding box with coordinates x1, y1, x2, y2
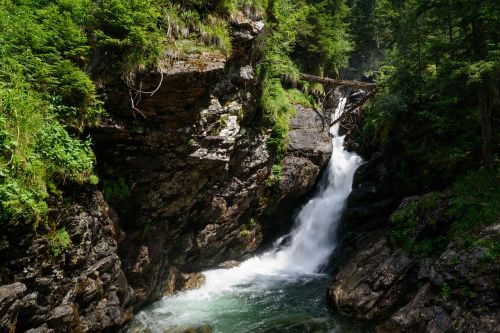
(130, 88, 363, 332)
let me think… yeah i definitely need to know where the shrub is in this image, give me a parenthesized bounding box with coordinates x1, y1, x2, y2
(48, 228, 71, 257)
(103, 177, 130, 201)
(389, 171, 500, 258)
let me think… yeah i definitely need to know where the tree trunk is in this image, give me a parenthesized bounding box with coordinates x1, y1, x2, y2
(479, 88, 494, 171)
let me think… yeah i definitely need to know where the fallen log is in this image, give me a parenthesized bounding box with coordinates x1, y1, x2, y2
(299, 73, 375, 90)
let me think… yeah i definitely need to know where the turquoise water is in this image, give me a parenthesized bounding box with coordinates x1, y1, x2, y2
(128, 274, 372, 333)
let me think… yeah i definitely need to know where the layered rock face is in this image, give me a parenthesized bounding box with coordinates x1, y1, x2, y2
(329, 158, 500, 332)
(90, 13, 332, 310)
(0, 191, 132, 332)
(262, 105, 332, 238)
(91, 15, 268, 309)
(0, 13, 333, 333)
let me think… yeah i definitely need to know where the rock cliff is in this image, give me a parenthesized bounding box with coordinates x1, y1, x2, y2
(0, 12, 334, 333)
(328, 154, 500, 332)
(0, 191, 132, 332)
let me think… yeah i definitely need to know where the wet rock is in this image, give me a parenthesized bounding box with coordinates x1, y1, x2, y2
(25, 324, 53, 333)
(218, 260, 240, 268)
(258, 317, 329, 333)
(164, 267, 206, 296)
(288, 106, 332, 167)
(262, 105, 333, 238)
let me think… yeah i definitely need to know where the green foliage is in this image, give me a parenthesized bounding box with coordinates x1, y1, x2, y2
(389, 171, 500, 258)
(199, 17, 232, 55)
(89, 175, 99, 185)
(261, 78, 296, 158)
(353, 0, 500, 193)
(48, 228, 71, 257)
(0, 0, 181, 228)
(447, 171, 500, 240)
(293, 0, 352, 76)
(441, 284, 451, 300)
(285, 89, 316, 108)
(264, 163, 283, 187)
(0, 82, 94, 228)
(162, 3, 234, 57)
(103, 177, 130, 201)
(271, 164, 282, 180)
(37, 122, 94, 183)
(389, 193, 448, 258)
(92, 0, 164, 73)
(258, 0, 351, 164)
(239, 217, 259, 237)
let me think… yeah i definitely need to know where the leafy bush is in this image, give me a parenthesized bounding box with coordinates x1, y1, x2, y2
(0, 0, 104, 228)
(92, 0, 164, 73)
(447, 171, 500, 240)
(0, 83, 95, 227)
(48, 228, 71, 257)
(389, 171, 500, 258)
(37, 122, 95, 183)
(261, 78, 296, 159)
(103, 177, 130, 201)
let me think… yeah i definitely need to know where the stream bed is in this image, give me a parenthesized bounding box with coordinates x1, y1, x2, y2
(128, 274, 372, 333)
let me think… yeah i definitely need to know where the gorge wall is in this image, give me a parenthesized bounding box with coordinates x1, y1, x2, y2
(328, 140, 500, 332)
(0, 13, 332, 332)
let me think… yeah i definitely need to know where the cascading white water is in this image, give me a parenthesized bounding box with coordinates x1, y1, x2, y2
(130, 89, 364, 333)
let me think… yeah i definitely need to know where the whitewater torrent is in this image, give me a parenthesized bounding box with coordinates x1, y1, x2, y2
(130, 89, 363, 333)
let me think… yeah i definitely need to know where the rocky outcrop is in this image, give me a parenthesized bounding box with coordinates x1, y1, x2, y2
(89, 11, 332, 311)
(280, 105, 332, 200)
(329, 235, 415, 321)
(90, 14, 269, 309)
(261, 105, 332, 238)
(0, 283, 27, 333)
(0, 12, 333, 333)
(0, 191, 132, 332)
(329, 192, 500, 332)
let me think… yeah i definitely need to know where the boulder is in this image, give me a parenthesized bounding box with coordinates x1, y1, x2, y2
(0, 282, 27, 333)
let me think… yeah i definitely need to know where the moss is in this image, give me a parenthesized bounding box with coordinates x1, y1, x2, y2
(264, 164, 282, 187)
(389, 192, 444, 257)
(441, 284, 451, 299)
(219, 114, 230, 128)
(261, 78, 297, 160)
(239, 217, 259, 237)
(89, 175, 99, 185)
(239, 229, 250, 237)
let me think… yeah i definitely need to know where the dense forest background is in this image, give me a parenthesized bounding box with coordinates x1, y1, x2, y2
(0, 0, 498, 256)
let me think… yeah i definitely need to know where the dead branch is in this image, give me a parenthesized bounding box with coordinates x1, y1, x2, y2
(123, 71, 164, 96)
(329, 90, 375, 127)
(129, 89, 147, 119)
